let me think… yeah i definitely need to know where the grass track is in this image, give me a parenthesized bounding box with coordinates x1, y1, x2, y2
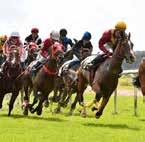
(0, 95, 145, 142)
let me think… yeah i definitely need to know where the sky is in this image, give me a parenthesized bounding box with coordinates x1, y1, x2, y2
(0, 0, 144, 53)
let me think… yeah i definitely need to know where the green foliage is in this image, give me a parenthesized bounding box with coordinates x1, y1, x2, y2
(0, 95, 145, 142)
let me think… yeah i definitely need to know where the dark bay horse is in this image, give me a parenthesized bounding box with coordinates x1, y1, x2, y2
(70, 33, 135, 118)
(133, 58, 145, 102)
(0, 47, 23, 116)
(22, 42, 64, 115)
(53, 47, 91, 113)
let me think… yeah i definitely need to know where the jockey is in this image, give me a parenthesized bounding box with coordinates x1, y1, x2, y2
(0, 35, 7, 65)
(58, 31, 93, 75)
(25, 42, 38, 53)
(3, 32, 24, 58)
(59, 28, 73, 52)
(1, 32, 25, 70)
(87, 21, 127, 69)
(24, 28, 42, 47)
(0, 35, 7, 52)
(30, 30, 61, 73)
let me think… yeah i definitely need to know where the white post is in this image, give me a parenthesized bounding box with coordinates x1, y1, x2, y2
(114, 89, 118, 114)
(134, 86, 138, 116)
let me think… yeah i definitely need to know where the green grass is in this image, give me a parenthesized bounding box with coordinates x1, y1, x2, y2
(0, 94, 145, 142)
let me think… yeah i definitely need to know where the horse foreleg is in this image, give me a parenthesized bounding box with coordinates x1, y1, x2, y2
(95, 95, 110, 119)
(0, 93, 5, 109)
(8, 91, 19, 116)
(29, 97, 38, 113)
(91, 91, 102, 112)
(22, 86, 30, 115)
(36, 95, 47, 116)
(69, 93, 79, 115)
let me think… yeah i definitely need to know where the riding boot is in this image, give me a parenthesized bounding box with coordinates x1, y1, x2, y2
(31, 61, 42, 76)
(86, 54, 104, 70)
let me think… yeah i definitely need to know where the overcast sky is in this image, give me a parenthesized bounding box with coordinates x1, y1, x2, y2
(0, 0, 144, 52)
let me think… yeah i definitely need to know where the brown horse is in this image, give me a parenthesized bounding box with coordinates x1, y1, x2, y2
(0, 47, 23, 116)
(133, 58, 145, 102)
(22, 42, 64, 115)
(69, 33, 135, 118)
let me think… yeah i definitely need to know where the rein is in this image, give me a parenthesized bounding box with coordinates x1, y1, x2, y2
(43, 64, 57, 75)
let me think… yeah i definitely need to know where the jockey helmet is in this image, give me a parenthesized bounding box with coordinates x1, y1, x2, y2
(10, 32, 20, 37)
(52, 42, 64, 54)
(50, 31, 60, 41)
(60, 28, 67, 37)
(31, 28, 39, 33)
(29, 42, 37, 49)
(82, 32, 91, 40)
(115, 21, 127, 30)
(0, 35, 7, 41)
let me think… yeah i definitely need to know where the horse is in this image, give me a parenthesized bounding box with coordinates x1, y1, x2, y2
(0, 46, 23, 116)
(133, 58, 145, 102)
(22, 42, 64, 115)
(69, 33, 135, 118)
(53, 47, 91, 113)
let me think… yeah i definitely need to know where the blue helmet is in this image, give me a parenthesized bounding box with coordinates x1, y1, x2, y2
(82, 32, 91, 40)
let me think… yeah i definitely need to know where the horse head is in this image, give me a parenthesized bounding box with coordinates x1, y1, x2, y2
(6, 45, 22, 78)
(114, 33, 135, 64)
(50, 42, 64, 65)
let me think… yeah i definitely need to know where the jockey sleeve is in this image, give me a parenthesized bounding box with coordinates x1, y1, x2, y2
(40, 38, 53, 58)
(98, 30, 112, 54)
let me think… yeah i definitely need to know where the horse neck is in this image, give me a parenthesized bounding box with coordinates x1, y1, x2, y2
(109, 43, 124, 73)
(47, 58, 57, 69)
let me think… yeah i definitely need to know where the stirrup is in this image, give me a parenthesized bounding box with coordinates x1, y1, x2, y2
(85, 63, 93, 70)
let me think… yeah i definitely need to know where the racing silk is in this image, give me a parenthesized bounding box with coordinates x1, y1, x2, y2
(24, 34, 42, 46)
(73, 39, 93, 60)
(60, 37, 73, 52)
(40, 38, 54, 58)
(3, 39, 24, 57)
(0, 39, 6, 51)
(99, 29, 116, 54)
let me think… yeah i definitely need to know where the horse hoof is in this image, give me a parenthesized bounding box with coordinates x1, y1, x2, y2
(23, 110, 28, 116)
(91, 106, 98, 112)
(54, 108, 61, 114)
(8, 113, 11, 116)
(43, 101, 49, 108)
(0, 105, 2, 109)
(37, 111, 42, 116)
(80, 110, 87, 118)
(29, 108, 35, 114)
(95, 111, 102, 119)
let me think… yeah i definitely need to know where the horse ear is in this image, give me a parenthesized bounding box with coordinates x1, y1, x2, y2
(128, 32, 131, 40)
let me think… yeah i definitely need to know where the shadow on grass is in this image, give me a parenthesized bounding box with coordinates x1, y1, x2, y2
(0, 114, 66, 122)
(139, 118, 145, 122)
(83, 123, 140, 131)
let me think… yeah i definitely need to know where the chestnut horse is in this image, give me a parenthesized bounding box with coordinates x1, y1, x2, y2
(22, 42, 64, 115)
(133, 58, 145, 102)
(0, 47, 23, 116)
(70, 33, 135, 118)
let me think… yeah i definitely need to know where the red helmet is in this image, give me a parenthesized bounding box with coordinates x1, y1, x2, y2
(31, 28, 39, 33)
(29, 42, 37, 49)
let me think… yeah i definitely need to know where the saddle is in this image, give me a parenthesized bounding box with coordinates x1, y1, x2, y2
(86, 54, 109, 84)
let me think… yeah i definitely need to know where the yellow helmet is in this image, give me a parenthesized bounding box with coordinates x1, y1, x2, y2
(0, 35, 7, 41)
(115, 21, 127, 30)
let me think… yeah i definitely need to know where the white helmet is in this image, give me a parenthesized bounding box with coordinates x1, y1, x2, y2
(10, 32, 20, 37)
(50, 30, 60, 41)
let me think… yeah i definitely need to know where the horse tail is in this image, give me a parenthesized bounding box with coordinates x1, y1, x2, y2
(133, 75, 141, 88)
